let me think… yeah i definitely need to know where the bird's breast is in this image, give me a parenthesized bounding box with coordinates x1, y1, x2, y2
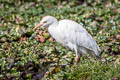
(48, 26, 67, 45)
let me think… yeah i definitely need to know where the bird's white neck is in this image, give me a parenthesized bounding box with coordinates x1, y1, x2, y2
(48, 21, 58, 39)
(49, 19, 58, 28)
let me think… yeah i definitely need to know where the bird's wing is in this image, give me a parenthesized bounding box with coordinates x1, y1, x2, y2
(75, 30, 100, 54)
(58, 20, 101, 55)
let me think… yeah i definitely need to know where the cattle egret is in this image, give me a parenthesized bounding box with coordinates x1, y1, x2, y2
(33, 16, 101, 63)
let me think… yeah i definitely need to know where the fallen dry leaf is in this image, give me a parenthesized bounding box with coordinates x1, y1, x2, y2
(39, 36, 45, 43)
(49, 37, 55, 42)
(116, 34, 120, 41)
(0, 23, 3, 27)
(38, 30, 43, 36)
(20, 37, 27, 41)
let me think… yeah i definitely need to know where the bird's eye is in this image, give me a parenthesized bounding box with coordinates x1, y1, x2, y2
(43, 21, 47, 23)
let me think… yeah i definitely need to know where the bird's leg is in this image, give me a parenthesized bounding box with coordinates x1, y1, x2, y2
(75, 55, 80, 64)
(74, 45, 80, 64)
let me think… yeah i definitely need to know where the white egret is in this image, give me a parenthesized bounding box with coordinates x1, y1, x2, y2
(33, 16, 101, 63)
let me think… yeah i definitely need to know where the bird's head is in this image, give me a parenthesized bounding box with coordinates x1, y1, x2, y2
(33, 16, 57, 30)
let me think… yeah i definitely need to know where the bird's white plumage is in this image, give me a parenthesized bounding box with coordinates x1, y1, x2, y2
(49, 19, 101, 57)
(34, 16, 101, 61)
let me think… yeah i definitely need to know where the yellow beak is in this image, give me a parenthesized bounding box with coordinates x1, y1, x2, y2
(33, 23, 44, 30)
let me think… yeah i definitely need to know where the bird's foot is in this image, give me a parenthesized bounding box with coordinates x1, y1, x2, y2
(74, 56, 80, 65)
